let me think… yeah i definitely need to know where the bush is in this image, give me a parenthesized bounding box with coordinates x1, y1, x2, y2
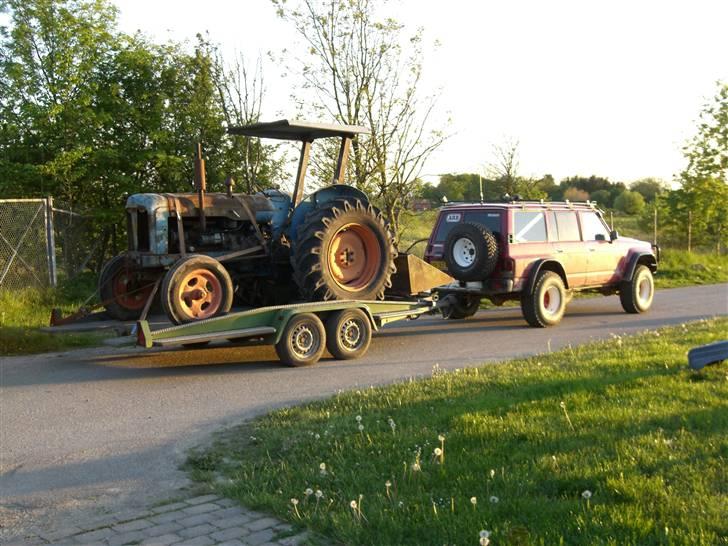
(590, 189, 612, 207)
(563, 187, 589, 202)
(614, 190, 645, 214)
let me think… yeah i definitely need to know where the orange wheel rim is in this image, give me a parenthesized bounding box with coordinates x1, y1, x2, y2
(112, 270, 152, 310)
(177, 268, 223, 320)
(327, 223, 381, 291)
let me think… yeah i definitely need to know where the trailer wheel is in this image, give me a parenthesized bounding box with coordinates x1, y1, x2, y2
(325, 308, 372, 360)
(99, 255, 157, 321)
(162, 255, 233, 325)
(276, 313, 327, 367)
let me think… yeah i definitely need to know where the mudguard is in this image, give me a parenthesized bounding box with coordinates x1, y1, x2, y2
(523, 259, 568, 295)
(623, 251, 657, 282)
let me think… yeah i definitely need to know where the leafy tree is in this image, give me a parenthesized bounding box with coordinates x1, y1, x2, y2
(563, 187, 590, 202)
(644, 82, 727, 251)
(613, 190, 645, 214)
(272, 0, 448, 234)
(590, 189, 612, 207)
(630, 177, 665, 203)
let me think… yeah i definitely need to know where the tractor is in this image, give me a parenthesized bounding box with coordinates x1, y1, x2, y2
(98, 120, 402, 324)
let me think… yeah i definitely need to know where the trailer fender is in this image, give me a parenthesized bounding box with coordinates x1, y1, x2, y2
(523, 259, 569, 296)
(272, 305, 377, 345)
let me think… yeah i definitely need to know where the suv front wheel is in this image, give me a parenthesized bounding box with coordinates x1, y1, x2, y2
(619, 264, 654, 314)
(521, 271, 567, 327)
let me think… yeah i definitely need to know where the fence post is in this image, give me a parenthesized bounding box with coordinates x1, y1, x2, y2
(45, 197, 57, 287)
(687, 210, 692, 253)
(653, 206, 657, 246)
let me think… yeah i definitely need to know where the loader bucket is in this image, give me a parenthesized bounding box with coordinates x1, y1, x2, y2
(387, 254, 454, 296)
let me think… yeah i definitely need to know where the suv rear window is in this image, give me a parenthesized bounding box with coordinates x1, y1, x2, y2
(434, 210, 502, 243)
(513, 211, 547, 242)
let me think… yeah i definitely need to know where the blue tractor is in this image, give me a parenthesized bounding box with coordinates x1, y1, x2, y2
(98, 120, 400, 324)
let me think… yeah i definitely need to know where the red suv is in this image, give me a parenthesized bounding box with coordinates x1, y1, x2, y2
(424, 200, 659, 327)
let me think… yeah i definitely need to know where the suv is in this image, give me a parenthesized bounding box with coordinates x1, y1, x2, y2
(424, 200, 659, 327)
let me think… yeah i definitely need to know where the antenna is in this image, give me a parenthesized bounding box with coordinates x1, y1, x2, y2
(479, 174, 484, 203)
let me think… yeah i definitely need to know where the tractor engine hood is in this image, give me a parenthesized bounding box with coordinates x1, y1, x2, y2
(125, 193, 275, 221)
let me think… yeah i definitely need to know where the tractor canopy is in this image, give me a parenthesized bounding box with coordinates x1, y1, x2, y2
(228, 119, 369, 141)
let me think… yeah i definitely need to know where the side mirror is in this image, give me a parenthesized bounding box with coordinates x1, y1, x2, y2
(610, 230, 619, 241)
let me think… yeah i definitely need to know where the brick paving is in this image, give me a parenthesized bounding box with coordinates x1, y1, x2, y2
(27, 495, 315, 546)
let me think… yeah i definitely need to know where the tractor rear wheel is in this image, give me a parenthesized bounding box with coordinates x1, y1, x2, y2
(293, 198, 397, 301)
(99, 255, 157, 321)
(161, 254, 233, 324)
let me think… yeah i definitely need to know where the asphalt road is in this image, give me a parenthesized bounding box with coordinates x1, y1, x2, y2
(1, 283, 726, 540)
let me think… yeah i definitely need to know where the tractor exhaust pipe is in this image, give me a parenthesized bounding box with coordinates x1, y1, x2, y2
(194, 143, 207, 232)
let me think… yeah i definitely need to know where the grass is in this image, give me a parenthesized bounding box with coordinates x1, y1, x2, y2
(397, 211, 728, 289)
(187, 318, 728, 546)
(0, 273, 109, 355)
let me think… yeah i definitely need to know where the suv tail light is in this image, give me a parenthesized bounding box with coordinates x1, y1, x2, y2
(502, 257, 515, 272)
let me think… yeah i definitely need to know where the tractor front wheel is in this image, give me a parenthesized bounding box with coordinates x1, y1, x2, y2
(99, 255, 157, 321)
(161, 254, 233, 325)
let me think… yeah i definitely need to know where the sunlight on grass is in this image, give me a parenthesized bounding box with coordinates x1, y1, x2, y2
(188, 319, 728, 546)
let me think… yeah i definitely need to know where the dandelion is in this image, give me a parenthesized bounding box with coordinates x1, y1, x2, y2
(479, 529, 491, 546)
(489, 468, 496, 479)
(304, 488, 313, 497)
(560, 401, 575, 431)
(290, 498, 301, 518)
(434, 447, 442, 456)
(470, 496, 477, 506)
(356, 415, 362, 422)
(388, 418, 396, 433)
(358, 423, 365, 432)
(350, 499, 358, 509)
(411, 462, 421, 472)
(319, 462, 327, 476)
(489, 495, 499, 504)
(438, 434, 445, 442)
(582, 490, 592, 500)
(398, 501, 404, 508)
(315, 489, 323, 499)
(385, 480, 392, 488)
(314, 433, 320, 440)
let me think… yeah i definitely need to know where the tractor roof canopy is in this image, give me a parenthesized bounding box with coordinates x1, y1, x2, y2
(228, 119, 369, 141)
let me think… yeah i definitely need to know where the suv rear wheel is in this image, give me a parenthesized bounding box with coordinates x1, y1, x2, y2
(619, 264, 654, 313)
(444, 222, 499, 281)
(521, 271, 566, 327)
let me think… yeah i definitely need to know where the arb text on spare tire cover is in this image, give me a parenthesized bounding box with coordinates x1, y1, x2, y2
(293, 198, 397, 301)
(444, 221, 499, 281)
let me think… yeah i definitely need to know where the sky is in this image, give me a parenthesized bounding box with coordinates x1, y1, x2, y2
(113, 0, 728, 186)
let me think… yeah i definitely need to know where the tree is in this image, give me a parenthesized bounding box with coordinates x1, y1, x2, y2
(272, 0, 447, 235)
(563, 187, 590, 202)
(486, 139, 545, 200)
(645, 82, 727, 250)
(630, 178, 665, 203)
(613, 190, 645, 214)
(590, 189, 612, 207)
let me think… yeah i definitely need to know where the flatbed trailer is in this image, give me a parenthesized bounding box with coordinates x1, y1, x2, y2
(136, 298, 442, 366)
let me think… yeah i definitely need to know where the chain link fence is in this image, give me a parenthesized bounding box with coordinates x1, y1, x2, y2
(0, 198, 101, 291)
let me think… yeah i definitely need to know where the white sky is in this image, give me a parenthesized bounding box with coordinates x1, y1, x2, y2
(114, 0, 727, 185)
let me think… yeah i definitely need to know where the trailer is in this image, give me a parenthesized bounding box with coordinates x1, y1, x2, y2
(135, 297, 442, 366)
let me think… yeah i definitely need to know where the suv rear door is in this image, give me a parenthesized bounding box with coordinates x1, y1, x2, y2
(548, 210, 587, 287)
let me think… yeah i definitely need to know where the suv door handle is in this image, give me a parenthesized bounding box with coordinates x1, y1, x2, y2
(589, 247, 596, 252)
(555, 249, 564, 253)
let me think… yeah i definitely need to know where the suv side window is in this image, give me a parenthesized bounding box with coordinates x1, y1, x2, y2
(580, 211, 610, 240)
(513, 211, 547, 242)
(551, 211, 581, 241)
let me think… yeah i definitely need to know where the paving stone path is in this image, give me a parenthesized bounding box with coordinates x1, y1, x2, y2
(22, 495, 315, 546)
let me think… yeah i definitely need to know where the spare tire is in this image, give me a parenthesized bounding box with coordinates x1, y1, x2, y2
(293, 198, 397, 301)
(444, 222, 499, 281)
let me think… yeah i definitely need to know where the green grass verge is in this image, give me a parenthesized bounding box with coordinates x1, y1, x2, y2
(188, 319, 728, 546)
(0, 273, 109, 355)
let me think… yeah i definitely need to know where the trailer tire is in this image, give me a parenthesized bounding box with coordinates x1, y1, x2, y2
(293, 198, 397, 301)
(161, 254, 233, 325)
(325, 308, 372, 360)
(276, 313, 327, 367)
(99, 255, 157, 321)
